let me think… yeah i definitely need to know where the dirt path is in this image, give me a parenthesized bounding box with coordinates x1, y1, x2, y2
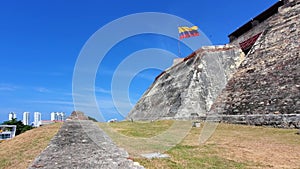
(28, 120, 143, 169)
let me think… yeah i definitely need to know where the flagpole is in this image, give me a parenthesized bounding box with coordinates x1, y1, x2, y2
(178, 38, 181, 58)
(178, 26, 181, 58)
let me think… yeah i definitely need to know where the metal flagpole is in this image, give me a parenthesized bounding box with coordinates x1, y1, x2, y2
(178, 39, 181, 58)
(178, 26, 181, 58)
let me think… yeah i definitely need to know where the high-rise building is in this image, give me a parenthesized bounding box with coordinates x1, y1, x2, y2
(57, 112, 65, 121)
(34, 112, 42, 127)
(56, 112, 61, 121)
(22, 112, 30, 125)
(61, 112, 66, 121)
(51, 112, 65, 121)
(8, 112, 16, 121)
(50, 112, 56, 121)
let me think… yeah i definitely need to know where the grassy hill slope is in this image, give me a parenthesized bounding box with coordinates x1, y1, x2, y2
(0, 123, 62, 169)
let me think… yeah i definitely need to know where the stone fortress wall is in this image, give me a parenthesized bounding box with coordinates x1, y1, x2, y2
(210, 0, 300, 128)
(127, 45, 245, 121)
(127, 0, 300, 128)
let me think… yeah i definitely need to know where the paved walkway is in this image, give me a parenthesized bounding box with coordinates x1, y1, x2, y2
(28, 121, 144, 169)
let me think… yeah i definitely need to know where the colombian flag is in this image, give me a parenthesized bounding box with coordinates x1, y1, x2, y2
(178, 26, 200, 39)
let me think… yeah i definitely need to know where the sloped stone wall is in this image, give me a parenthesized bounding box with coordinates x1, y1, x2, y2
(210, 0, 300, 128)
(67, 111, 89, 120)
(127, 45, 244, 120)
(28, 121, 144, 169)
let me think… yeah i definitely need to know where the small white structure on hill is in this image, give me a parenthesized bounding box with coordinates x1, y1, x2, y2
(0, 125, 16, 140)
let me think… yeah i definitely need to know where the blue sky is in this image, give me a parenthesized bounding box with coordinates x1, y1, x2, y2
(0, 0, 278, 122)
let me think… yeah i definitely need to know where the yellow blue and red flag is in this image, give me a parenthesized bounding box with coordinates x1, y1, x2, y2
(178, 26, 200, 39)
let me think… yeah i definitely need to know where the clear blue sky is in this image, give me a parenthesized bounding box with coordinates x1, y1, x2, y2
(0, 0, 278, 122)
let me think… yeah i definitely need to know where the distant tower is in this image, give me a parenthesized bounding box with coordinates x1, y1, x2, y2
(50, 112, 65, 122)
(8, 112, 16, 120)
(57, 112, 61, 121)
(56, 112, 66, 121)
(23, 112, 30, 125)
(55, 112, 59, 121)
(61, 112, 65, 121)
(34, 112, 42, 127)
(50, 112, 56, 121)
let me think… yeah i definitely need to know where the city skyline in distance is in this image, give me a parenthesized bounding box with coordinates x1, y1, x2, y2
(3, 111, 68, 126)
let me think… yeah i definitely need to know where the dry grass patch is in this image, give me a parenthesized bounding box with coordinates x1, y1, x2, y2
(99, 121, 300, 169)
(208, 124, 300, 169)
(0, 122, 62, 169)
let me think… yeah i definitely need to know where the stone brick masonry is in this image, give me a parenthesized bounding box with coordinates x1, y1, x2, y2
(28, 121, 144, 169)
(210, 0, 300, 128)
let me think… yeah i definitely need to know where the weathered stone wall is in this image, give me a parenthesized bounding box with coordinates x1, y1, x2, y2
(127, 0, 300, 128)
(28, 121, 143, 169)
(127, 45, 245, 120)
(67, 111, 89, 120)
(210, 0, 300, 128)
(221, 114, 300, 128)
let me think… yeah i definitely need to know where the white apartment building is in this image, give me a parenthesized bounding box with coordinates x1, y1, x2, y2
(50, 112, 56, 121)
(23, 112, 30, 125)
(8, 112, 16, 121)
(0, 125, 16, 140)
(34, 112, 42, 127)
(51, 112, 65, 121)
